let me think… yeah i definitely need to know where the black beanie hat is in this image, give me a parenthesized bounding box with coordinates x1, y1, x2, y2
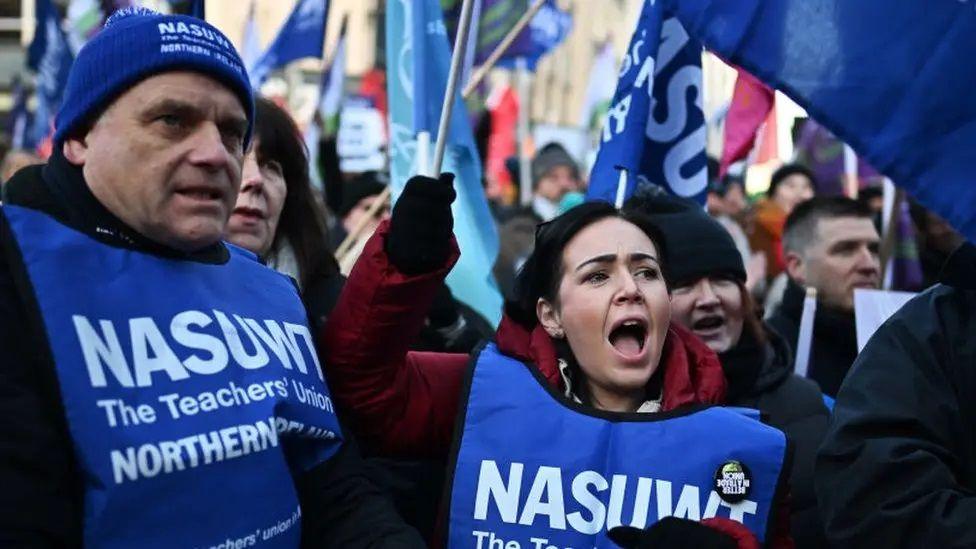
(336, 171, 388, 219)
(624, 193, 745, 287)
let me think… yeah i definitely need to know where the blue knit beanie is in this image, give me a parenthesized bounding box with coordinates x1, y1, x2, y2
(54, 7, 254, 147)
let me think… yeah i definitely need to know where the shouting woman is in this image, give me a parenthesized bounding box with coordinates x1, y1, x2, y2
(322, 174, 793, 548)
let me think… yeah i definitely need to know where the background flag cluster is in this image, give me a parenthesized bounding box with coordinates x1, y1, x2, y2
(664, 0, 976, 245)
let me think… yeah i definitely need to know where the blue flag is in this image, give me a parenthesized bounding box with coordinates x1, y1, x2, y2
(665, 0, 976, 243)
(249, 0, 329, 89)
(387, 0, 504, 326)
(8, 78, 32, 150)
(28, 0, 74, 148)
(305, 32, 347, 190)
(494, 0, 572, 70)
(444, 0, 571, 71)
(587, 1, 707, 205)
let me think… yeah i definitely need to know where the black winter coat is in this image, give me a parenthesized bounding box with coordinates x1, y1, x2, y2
(766, 279, 859, 397)
(0, 154, 423, 547)
(721, 327, 830, 548)
(816, 243, 976, 548)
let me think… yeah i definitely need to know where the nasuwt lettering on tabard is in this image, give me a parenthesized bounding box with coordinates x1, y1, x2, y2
(72, 309, 323, 389)
(473, 460, 758, 535)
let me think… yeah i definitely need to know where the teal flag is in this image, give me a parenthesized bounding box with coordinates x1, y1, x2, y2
(386, 0, 503, 326)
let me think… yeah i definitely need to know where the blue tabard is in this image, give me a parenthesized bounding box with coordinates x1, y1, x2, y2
(3, 205, 344, 548)
(446, 343, 789, 548)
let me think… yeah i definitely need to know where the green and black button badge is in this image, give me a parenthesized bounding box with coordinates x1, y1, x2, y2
(714, 460, 752, 503)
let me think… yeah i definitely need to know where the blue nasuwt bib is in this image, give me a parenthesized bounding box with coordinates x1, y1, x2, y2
(446, 343, 789, 548)
(4, 205, 343, 548)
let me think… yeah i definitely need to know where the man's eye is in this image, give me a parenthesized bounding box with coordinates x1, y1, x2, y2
(157, 114, 182, 127)
(222, 129, 246, 150)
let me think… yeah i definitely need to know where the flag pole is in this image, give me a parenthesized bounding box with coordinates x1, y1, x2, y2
(516, 56, 533, 206)
(843, 144, 859, 198)
(335, 187, 392, 261)
(613, 169, 628, 209)
(462, 0, 546, 99)
(416, 131, 432, 176)
(879, 186, 905, 288)
(431, 0, 477, 175)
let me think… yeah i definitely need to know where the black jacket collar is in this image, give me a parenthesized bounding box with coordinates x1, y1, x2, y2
(6, 150, 228, 264)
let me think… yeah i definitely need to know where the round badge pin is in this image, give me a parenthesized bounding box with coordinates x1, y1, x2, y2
(714, 460, 753, 503)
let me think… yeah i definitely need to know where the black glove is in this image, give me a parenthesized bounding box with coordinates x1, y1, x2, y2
(385, 173, 457, 275)
(608, 518, 737, 549)
(427, 283, 461, 329)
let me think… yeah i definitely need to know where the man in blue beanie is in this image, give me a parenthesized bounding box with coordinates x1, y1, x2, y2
(0, 8, 421, 547)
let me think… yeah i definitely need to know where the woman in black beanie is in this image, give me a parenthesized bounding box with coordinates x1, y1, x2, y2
(625, 194, 830, 549)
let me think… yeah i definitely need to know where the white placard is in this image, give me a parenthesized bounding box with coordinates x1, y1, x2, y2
(854, 288, 917, 352)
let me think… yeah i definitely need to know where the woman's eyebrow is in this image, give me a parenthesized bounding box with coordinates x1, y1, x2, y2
(575, 252, 659, 272)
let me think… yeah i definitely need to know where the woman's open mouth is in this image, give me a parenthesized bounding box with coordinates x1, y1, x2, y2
(691, 314, 725, 337)
(608, 318, 649, 361)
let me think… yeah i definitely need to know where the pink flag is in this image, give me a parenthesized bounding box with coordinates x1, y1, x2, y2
(719, 68, 775, 178)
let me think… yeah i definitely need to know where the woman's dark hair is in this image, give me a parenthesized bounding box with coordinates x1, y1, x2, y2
(737, 281, 768, 348)
(253, 97, 338, 289)
(509, 201, 669, 328)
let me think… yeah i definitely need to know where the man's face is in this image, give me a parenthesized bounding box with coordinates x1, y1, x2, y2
(787, 216, 881, 311)
(536, 165, 579, 203)
(63, 72, 248, 252)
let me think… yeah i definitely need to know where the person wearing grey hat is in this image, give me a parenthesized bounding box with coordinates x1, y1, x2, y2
(494, 142, 582, 301)
(0, 8, 421, 547)
(625, 193, 830, 549)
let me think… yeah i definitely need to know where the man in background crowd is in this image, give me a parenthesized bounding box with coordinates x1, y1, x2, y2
(766, 196, 881, 397)
(494, 142, 581, 300)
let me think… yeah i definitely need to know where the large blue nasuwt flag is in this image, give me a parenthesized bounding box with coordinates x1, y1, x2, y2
(249, 0, 328, 89)
(28, 0, 74, 148)
(665, 0, 976, 243)
(387, 0, 503, 326)
(587, 0, 708, 205)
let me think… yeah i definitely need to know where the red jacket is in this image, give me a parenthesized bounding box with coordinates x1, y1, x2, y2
(321, 221, 793, 548)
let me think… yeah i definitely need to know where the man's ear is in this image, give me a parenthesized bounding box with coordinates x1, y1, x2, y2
(536, 297, 564, 339)
(784, 250, 807, 285)
(62, 136, 89, 166)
